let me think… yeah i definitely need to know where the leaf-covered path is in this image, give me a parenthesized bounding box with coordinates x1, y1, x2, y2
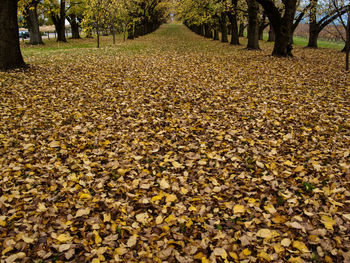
(1, 24, 349, 262)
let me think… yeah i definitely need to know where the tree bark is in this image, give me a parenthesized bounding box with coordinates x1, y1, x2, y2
(0, 0, 26, 70)
(220, 12, 229, 43)
(213, 28, 219, 40)
(227, 12, 240, 45)
(256, 0, 297, 56)
(67, 15, 81, 39)
(307, 0, 318, 48)
(239, 22, 245, 37)
(25, 0, 43, 45)
(204, 24, 212, 38)
(268, 26, 275, 42)
(200, 24, 205, 36)
(307, 23, 319, 48)
(51, 0, 67, 42)
(247, 0, 260, 49)
(307, 0, 348, 49)
(127, 23, 134, 39)
(258, 12, 268, 41)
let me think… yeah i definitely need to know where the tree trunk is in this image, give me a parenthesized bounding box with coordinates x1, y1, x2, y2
(200, 24, 205, 36)
(247, 0, 260, 49)
(239, 22, 245, 37)
(58, 0, 66, 42)
(204, 24, 211, 38)
(51, 0, 67, 42)
(127, 24, 134, 39)
(213, 28, 219, 40)
(220, 12, 228, 43)
(268, 26, 275, 42)
(228, 12, 240, 45)
(0, 0, 26, 70)
(273, 30, 292, 56)
(259, 27, 264, 40)
(256, 0, 297, 56)
(69, 16, 80, 39)
(26, 1, 43, 45)
(307, 21, 319, 48)
(112, 29, 116, 44)
(96, 19, 100, 48)
(258, 12, 267, 40)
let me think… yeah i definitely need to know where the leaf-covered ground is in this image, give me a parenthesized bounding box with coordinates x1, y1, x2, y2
(0, 24, 349, 263)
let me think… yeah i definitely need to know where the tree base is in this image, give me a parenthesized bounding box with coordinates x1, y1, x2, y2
(0, 62, 29, 72)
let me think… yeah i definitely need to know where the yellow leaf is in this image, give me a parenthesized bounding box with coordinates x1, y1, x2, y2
(284, 160, 294, 167)
(194, 252, 205, 260)
(58, 244, 71, 252)
(288, 256, 304, 263)
(56, 233, 73, 243)
(188, 206, 197, 212)
(165, 214, 176, 223)
(2, 246, 13, 255)
(151, 193, 164, 202)
(343, 214, 350, 221)
(201, 257, 210, 263)
(103, 213, 111, 222)
(0, 216, 6, 227)
(91, 258, 100, 263)
(293, 241, 310, 253)
(264, 203, 277, 214)
(115, 246, 127, 255)
(213, 247, 227, 259)
(281, 238, 291, 247)
(93, 230, 102, 244)
(136, 213, 149, 224)
(117, 168, 128, 175)
(256, 161, 264, 168)
(198, 159, 207, 165)
(102, 140, 110, 145)
(321, 215, 336, 230)
(49, 140, 60, 148)
(294, 166, 304, 172)
(274, 244, 285, 254)
(172, 161, 183, 168)
(79, 193, 91, 200)
(155, 215, 163, 224)
(75, 208, 90, 217)
(159, 178, 170, 189)
(233, 204, 245, 214)
(242, 248, 251, 256)
(21, 235, 34, 243)
(126, 235, 137, 247)
(256, 228, 273, 239)
(257, 251, 271, 262)
(180, 187, 188, 194)
(186, 219, 193, 228)
(37, 203, 47, 212)
(166, 194, 177, 202)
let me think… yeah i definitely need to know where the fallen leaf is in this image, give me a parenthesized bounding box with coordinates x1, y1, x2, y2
(126, 235, 137, 247)
(293, 240, 310, 253)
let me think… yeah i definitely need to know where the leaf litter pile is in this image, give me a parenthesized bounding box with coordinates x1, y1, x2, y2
(0, 24, 349, 263)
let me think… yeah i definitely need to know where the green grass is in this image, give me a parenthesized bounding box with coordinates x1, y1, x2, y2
(292, 36, 344, 50)
(20, 23, 345, 61)
(261, 32, 344, 50)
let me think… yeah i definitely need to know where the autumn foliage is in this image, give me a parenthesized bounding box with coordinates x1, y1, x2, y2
(0, 24, 349, 262)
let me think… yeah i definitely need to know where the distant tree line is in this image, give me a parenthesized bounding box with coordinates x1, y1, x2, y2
(177, 0, 350, 57)
(0, 0, 171, 70)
